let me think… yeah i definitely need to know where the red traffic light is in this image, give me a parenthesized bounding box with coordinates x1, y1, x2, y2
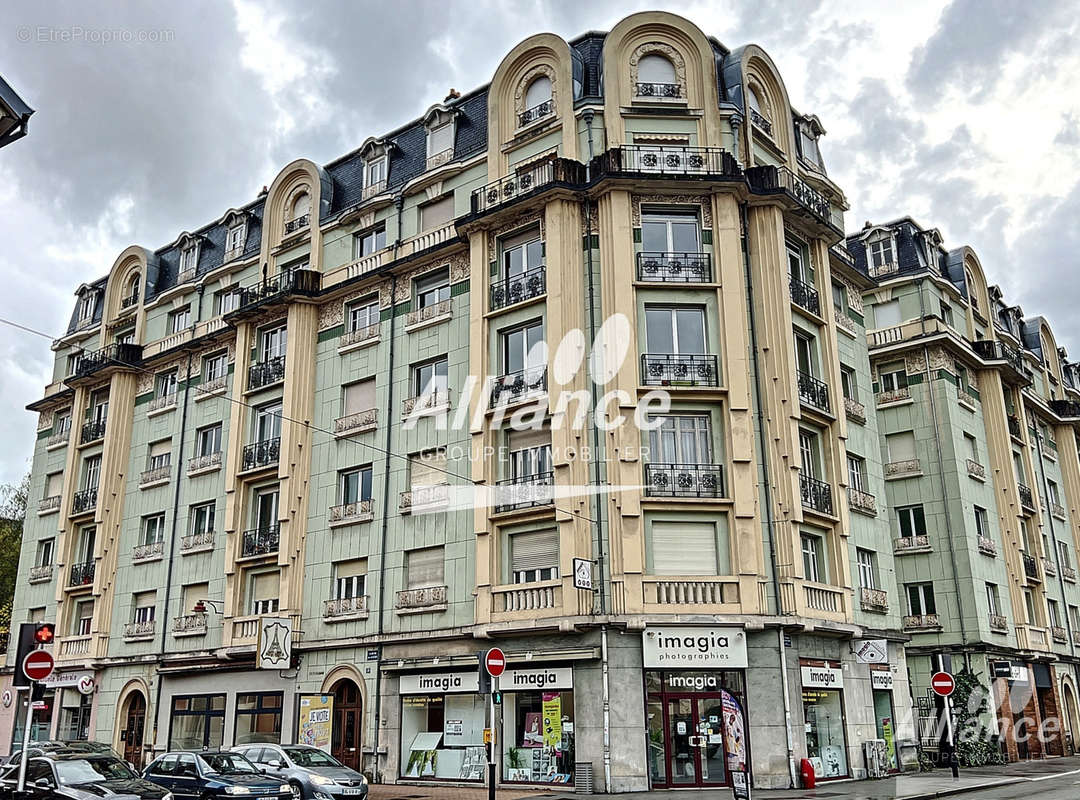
(33, 623, 55, 645)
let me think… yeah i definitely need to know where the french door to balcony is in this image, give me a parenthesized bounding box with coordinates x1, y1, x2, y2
(645, 306, 706, 355)
(649, 415, 712, 465)
(254, 489, 278, 531)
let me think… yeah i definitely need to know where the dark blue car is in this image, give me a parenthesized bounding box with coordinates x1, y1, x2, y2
(143, 752, 290, 800)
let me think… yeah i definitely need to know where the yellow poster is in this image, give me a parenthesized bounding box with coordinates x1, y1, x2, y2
(298, 694, 334, 752)
(542, 692, 562, 749)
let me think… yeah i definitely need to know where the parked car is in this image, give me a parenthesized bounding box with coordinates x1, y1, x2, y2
(230, 745, 367, 800)
(3, 741, 119, 766)
(143, 752, 290, 800)
(0, 752, 171, 799)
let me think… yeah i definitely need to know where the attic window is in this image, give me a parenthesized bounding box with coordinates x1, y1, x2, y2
(121, 273, 140, 309)
(178, 243, 199, 281)
(426, 123, 454, 169)
(748, 86, 772, 136)
(225, 221, 247, 261)
(519, 76, 554, 127)
(363, 158, 388, 200)
(77, 293, 95, 322)
(868, 233, 895, 276)
(636, 55, 679, 99)
(284, 192, 311, 235)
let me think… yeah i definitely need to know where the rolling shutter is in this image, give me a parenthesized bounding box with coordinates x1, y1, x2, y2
(511, 530, 559, 573)
(407, 547, 444, 589)
(344, 380, 375, 414)
(652, 521, 717, 575)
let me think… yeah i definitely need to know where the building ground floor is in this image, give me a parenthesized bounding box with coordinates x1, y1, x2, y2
(0, 620, 917, 792)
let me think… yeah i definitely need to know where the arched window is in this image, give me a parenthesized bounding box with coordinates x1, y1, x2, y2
(124, 272, 140, 307)
(636, 55, 679, 98)
(748, 86, 764, 116)
(525, 76, 552, 110)
(291, 191, 310, 221)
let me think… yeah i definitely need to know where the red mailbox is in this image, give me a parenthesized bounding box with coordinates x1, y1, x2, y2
(800, 757, 816, 789)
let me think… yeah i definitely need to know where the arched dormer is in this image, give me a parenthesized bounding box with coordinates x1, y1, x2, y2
(102, 245, 153, 340)
(518, 68, 555, 127)
(960, 250, 990, 319)
(171, 231, 205, 283)
(358, 137, 396, 200)
(261, 159, 332, 263)
(734, 45, 796, 165)
(422, 104, 460, 169)
(631, 46, 684, 100)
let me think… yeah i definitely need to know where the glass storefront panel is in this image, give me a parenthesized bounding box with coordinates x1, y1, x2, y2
(873, 690, 898, 771)
(802, 689, 848, 778)
(11, 690, 55, 747)
(235, 692, 283, 745)
(169, 694, 226, 750)
(400, 694, 486, 781)
(502, 690, 574, 784)
(646, 700, 666, 785)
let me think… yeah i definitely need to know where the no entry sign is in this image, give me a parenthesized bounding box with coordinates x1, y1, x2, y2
(484, 647, 506, 678)
(23, 650, 55, 683)
(931, 671, 955, 697)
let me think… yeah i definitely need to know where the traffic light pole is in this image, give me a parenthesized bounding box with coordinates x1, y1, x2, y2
(16, 685, 34, 792)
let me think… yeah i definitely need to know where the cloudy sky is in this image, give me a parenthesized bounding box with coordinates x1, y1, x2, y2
(0, 0, 1078, 486)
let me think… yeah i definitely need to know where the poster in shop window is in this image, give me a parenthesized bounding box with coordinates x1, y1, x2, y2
(722, 690, 747, 771)
(297, 694, 334, 752)
(542, 693, 563, 749)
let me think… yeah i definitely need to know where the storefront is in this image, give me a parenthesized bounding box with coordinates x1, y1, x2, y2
(398, 671, 487, 781)
(641, 626, 750, 789)
(800, 660, 849, 780)
(500, 666, 574, 785)
(870, 667, 898, 771)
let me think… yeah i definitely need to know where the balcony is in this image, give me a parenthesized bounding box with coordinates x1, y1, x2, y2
(399, 483, 450, 514)
(132, 540, 164, 563)
(71, 488, 98, 516)
(470, 157, 585, 215)
(338, 323, 380, 351)
(120, 293, 139, 310)
(885, 459, 922, 479)
(187, 451, 222, 475)
(176, 267, 196, 285)
(139, 464, 171, 488)
(147, 393, 177, 415)
(240, 524, 280, 559)
(860, 587, 889, 613)
(745, 165, 844, 233)
(224, 244, 246, 263)
(180, 530, 214, 553)
(592, 145, 739, 180)
(231, 617, 261, 644)
(1017, 625, 1048, 651)
(1008, 415, 1024, 440)
(323, 596, 369, 621)
(804, 583, 845, 614)
(641, 353, 720, 388)
(644, 577, 738, 606)
(426, 147, 454, 171)
(334, 408, 377, 436)
(172, 613, 208, 637)
(248, 355, 286, 391)
(59, 636, 91, 658)
(749, 108, 772, 136)
(1049, 399, 1080, 420)
(225, 268, 320, 320)
(490, 367, 547, 407)
(635, 251, 712, 283)
(395, 585, 448, 614)
(1051, 502, 1066, 520)
(490, 266, 546, 310)
(405, 298, 452, 330)
(329, 500, 374, 526)
(797, 371, 831, 414)
(835, 308, 857, 337)
(494, 472, 554, 513)
(402, 390, 451, 418)
(1052, 626, 1068, 644)
(1023, 553, 1041, 582)
(1064, 565, 1077, 582)
(977, 536, 997, 556)
(122, 620, 156, 642)
(81, 419, 106, 444)
(68, 561, 95, 588)
(966, 459, 986, 480)
(843, 396, 866, 424)
(972, 339, 1029, 383)
(1018, 483, 1035, 512)
(789, 278, 821, 316)
(895, 535, 932, 554)
(957, 390, 977, 411)
(28, 564, 53, 583)
(38, 495, 61, 515)
(241, 437, 280, 472)
(493, 581, 560, 613)
(46, 429, 70, 449)
(876, 387, 911, 405)
(635, 81, 682, 99)
(645, 463, 725, 499)
(848, 488, 877, 516)
(989, 614, 1008, 633)
(799, 475, 833, 515)
(517, 99, 553, 127)
(1042, 557, 1057, 578)
(195, 375, 228, 398)
(902, 613, 941, 631)
(70, 343, 143, 382)
(283, 213, 310, 235)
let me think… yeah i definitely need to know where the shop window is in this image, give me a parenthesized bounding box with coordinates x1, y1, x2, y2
(60, 693, 93, 741)
(502, 689, 575, 784)
(235, 693, 284, 745)
(169, 694, 226, 750)
(801, 663, 848, 779)
(401, 690, 486, 780)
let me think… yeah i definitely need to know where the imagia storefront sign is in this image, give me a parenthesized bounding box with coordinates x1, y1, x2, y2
(642, 626, 748, 669)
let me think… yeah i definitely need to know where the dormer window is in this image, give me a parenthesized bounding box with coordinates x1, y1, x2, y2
(748, 85, 772, 136)
(365, 159, 387, 197)
(966, 270, 979, 311)
(178, 244, 199, 282)
(636, 54, 679, 98)
(77, 293, 95, 323)
(426, 123, 454, 168)
(868, 233, 895, 276)
(285, 191, 311, 234)
(519, 76, 553, 127)
(121, 273, 140, 309)
(225, 222, 246, 260)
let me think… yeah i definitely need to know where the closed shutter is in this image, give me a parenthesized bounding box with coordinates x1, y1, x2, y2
(652, 521, 717, 575)
(887, 432, 916, 461)
(407, 547, 444, 589)
(420, 195, 454, 232)
(411, 451, 447, 487)
(252, 571, 278, 601)
(428, 126, 454, 156)
(344, 380, 375, 414)
(507, 428, 550, 452)
(335, 559, 367, 579)
(150, 440, 171, 458)
(511, 530, 559, 573)
(134, 590, 156, 608)
(876, 300, 902, 328)
(182, 583, 209, 609)
(46, 473, 63, 496)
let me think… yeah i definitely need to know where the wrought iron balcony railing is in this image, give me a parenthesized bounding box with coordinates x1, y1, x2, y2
(494, 472, 554, 513)
(133, 540, 164, 562)
(746, 165, 844, 232)
(120, 293, 139, 310)
(71, 487, 98, 515)
(248, 355, 286, 391)
(139, 464, 171, 486)
(797, 371, 830, 413)
(972, 338, 1026, 376)
(636, 251, 711, 283)
(324, 596, 369, 619)
(402, 390, 451, 418)
(635, 82, 682, 98)
(470, 158, 585, 214)
(242, 437, 280, 471)
(283, 213, 309, 234)
(843, 396, 866, 424)
(645, 463, 725, 499)
(789, 278, 821, 315)
(68, 560, 95, 587)
(1022, 553, 1040, 582)
(241, 524, 280, 558)
(228, 268, 320, 316)
(518, 99, 553, 127)
(81, 419, 107, 444)
(1018, 483, 1035, 511)
(641, 353, 719, 388)
(490, 367, 547, 407)
(592, 145, 739, 179)
(1050, 399, 1080, 420)
(490, 266, 546, 310)
(72, 343, 143, 381)
(800, 475, 833, 515)
(749, 108, 772, 136)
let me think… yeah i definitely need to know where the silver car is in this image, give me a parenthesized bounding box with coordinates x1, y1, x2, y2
(230, 746, 367, 800)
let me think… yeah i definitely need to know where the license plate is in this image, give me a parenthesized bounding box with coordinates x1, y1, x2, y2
(342, 789, 364, 795)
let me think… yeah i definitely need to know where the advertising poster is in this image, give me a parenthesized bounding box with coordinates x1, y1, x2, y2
(542, 692, 563, 749)
(722, 689, 747, 771)
(297, 694, 334, 752)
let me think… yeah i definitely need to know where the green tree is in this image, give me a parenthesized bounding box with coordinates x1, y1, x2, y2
(0, 473, 30, 635)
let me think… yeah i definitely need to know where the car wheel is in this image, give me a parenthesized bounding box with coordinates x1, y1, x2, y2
(289, 782, 303, 800)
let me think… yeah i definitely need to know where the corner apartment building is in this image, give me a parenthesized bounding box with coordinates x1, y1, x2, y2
(4, 11, 918, 792)
(852, 218, 1080, 761)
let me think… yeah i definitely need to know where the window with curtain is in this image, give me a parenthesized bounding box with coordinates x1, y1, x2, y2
(249, 571, 279, 615)
(652, 521, 718, 576)
(524, 76, 552, 109)
(406, 547, 445, 590)
(638, 54, 676, 85)
(511, 529, 559, 583)
(334, 559, 367, 600)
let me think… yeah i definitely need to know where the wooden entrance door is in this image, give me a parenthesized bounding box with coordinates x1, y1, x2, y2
(331, 680, 363, 770)
(122, 693, 146, 769)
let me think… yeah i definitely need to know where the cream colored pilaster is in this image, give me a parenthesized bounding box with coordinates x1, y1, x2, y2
(222, 320, 255, 636)
(468, 229, 494, 623)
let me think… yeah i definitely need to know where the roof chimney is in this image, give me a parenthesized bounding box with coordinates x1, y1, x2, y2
(445, 88, 461, 102)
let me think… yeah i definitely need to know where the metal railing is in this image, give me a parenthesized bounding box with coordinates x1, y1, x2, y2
(592, 145, 739, 179)
(490, 266, 546, 310)
(989, 615, 1008, 633)
(972, 339, 1026, 375)
(641, 353, 720, 387)
(789, 278, 821, 315)
(241, 437, 280, 471)
(1022, 553, 1040, 582)
(329, 500, 374, 524)
(229, 268, 320, 315)
(746, 165, 844, 231)
(172, 613, 208, 636)
(81, 419, 107, 444)
(635, 82, 682, 98)
(120, 293, 139, 309)
(180, 530, 214, 552)
(283, 213, 310, 234)
(1018, 483, 1035, 511)
(72, 343, 143, 380)
(71, 487, 98, 515)
(645, 463, 725, 499)
(885, 458, 922, 478)
(636, 252, 711, 283)
(966, 459, 986, 480)
(334, 409, 377, 435)
(241, 524, 280, 558)
(895, 535, 931, 552)
(398, 483, 450, 513)
(248, 355, 286, 391)
(518, 100, 553, 127)
(324, 596, 369, 619)
(188, 451, 222, 474)
(147, 393, 177, 413)
(800, 475, 833, 515)
(797, 371, 830, 413)
(470, 158, 585, 214)
(494, 472, 554, 513)
(490, 367, 547, 407)
(395, 585, 447, 610)
(749, 108, 772, 136)
(69, 561, 95, 587)
(1050, 399, 1080, 419)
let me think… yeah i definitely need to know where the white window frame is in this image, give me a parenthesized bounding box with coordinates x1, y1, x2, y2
(856, 548, 876, 590)
(869, 235, 894, 269)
